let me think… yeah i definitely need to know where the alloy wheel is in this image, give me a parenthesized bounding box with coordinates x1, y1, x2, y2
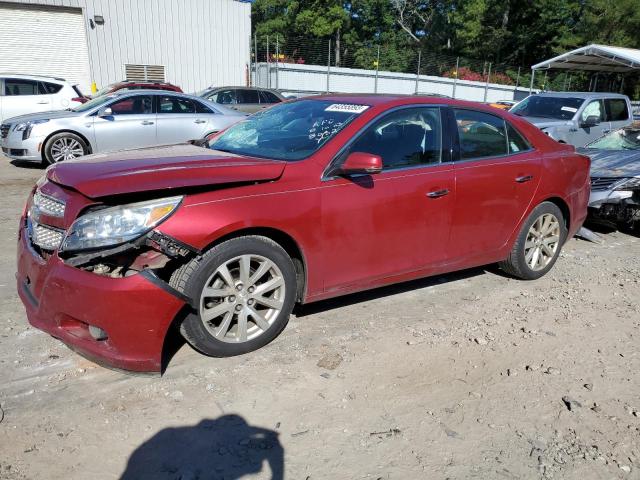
(199, 254, 286, 343)
(524, 213, 561, 271)
(50, 137, 84, 162)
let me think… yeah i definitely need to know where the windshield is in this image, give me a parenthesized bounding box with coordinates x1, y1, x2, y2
(511, 96, 584, 120)
(209, 99, 369, 160)
(93, 83, 117, 98)
(587, 126, 640, 150)
(72, 94, 117, 112)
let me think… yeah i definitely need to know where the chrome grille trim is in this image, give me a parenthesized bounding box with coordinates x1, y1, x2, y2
(590, 177, 622, 192)
(32, 190, 66, 218)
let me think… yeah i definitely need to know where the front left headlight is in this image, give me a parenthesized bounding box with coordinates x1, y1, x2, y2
(61, 196, 182, 252)
(14, 119, 49, 140)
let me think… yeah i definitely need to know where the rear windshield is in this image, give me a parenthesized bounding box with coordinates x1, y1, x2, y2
(511, 96, 584, 120)
(209, 99, 369, 161)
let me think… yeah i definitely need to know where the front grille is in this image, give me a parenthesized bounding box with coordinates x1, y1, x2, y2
(32, 191, 66, 217)
(591, 177, 622, 191)
(31, 222, 64, 251)
(0, 124, 9, 139)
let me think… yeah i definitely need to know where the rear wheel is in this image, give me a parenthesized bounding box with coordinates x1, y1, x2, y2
(44, 132, 89, 165)
(499, 201, 567, 280)
(171, 236, 297, 357)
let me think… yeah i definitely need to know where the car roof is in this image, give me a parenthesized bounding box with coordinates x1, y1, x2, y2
(207, 86, 279, 92)
(301, 93, 492, 109)
(531, 91, 629, 99)
(0, 73, 67, 83)
(113, 80, 177, 86)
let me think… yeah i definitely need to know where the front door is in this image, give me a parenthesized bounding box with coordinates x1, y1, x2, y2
(448, 108, 541, 264)
(571, 99, 609, 147)
(320, 106, 454, 293)
(93, 94, 157, 152)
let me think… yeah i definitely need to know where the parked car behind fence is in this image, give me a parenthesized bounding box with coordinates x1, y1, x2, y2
(197, 86, 285, 113)
(510, 92, 632, 147)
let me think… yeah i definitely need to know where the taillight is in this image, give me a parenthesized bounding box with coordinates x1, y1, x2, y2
(71, 97, 89, 104)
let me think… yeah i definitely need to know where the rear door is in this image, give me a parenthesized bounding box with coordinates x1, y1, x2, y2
(605, 98, 631, 132)
(448, 108, 541, 264)
(259, 90, 283, 110)
(2, 78, 51, 120)
(235, 89, 262, 113)
(320, 106, 454, 292)
(92, 94, 157, 152)
(155, 95, 208, 144)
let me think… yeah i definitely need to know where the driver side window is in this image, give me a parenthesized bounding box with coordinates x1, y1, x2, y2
(345, 107, 442, 170)
(581, 100, 604, 122)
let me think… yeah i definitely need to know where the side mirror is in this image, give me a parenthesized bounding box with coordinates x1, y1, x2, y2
(98, 107, 113, 117)
(338, 152, 383, 175)
(581, 115, 599, 128)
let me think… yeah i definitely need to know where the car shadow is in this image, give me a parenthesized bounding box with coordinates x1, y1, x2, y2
(294, 266, 488, 317)
(10, 159, 44, 169)
(119, 414, 284, 480)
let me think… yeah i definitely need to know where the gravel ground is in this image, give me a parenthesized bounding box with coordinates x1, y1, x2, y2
(0, 155, 639, 480)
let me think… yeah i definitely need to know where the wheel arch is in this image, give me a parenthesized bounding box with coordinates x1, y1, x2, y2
(41, 129, 93, 162)
(203, 226, 308, 302)
(541, 196, 571, 229)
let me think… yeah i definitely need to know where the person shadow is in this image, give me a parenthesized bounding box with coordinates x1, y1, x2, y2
(120, 414, 284, 480)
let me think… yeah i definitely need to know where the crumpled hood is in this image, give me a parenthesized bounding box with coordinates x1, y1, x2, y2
(578, 148, 640, 178)
(47, 144, 286, 199)
(520, 117, 570, 130)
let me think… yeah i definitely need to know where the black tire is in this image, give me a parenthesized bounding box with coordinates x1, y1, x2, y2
(499, 201, 567, 280)
(170, 235, 297, 357)
(43, 132, 89, 165)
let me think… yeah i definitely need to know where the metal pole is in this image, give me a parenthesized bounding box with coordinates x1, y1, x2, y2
(542, 71, 547, 91)
(266, 35, 270, 89)
(326, 39, 331, 93)
(414, 51, 421, 94)
(452, 57, 459, 99)
(514, 66, 521, 93)
(275, 36, 279, 90)
(529, 69, 535, 94)
(254, 33, 258, 87)
(483, 62, 491, 102)
(374, 45, 380, 93)
(563, 72, 568, 91)
(567, 73, 572, 91)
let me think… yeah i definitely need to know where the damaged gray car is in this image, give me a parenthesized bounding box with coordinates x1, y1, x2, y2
(578, 124, 640, 231)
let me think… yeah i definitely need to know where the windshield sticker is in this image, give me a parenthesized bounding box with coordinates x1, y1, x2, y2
(325, 104, 370, 114)
(561, 106, 578, 113)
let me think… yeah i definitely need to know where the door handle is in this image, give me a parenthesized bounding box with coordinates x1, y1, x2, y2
(141, 120, 154, 125)
(426, 189, 450, 198)
(515, 175, 534, 183)
(194, 119, 207, 124)
(36, 101, 49, 104)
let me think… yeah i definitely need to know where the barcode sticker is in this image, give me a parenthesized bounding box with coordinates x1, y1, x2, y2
(325, 104, 370, 113)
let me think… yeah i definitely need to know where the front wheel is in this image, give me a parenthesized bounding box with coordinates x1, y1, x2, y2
(499, 201, 567, 280)
(43, 132, 89, 165)
(171, 236, 297, 357)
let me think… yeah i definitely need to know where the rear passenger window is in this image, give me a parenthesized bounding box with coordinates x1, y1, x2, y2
(259, 91, 281, 104)
(5, 79, 45, 96)
(41, 82, 63, 94)
(159, 96, 196, 114)
(237, 89, 260, 104)
(605, 99, 629, 122)
(454, 109, 507, 159)
(506, 124, 531, 154)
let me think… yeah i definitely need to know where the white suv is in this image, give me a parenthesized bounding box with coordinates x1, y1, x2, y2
(0, 74, 87, 123)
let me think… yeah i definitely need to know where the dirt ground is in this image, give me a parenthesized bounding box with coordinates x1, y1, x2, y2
(0, 154, 639, 480)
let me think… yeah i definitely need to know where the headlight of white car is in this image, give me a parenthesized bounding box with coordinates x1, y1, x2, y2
(61, 196, 182, 252)
(614, 177, 640, 191)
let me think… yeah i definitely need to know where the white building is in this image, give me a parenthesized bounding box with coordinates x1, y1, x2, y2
(0, 0, 252, 94)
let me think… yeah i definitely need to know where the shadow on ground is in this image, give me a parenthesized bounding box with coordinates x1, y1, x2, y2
(10, 159, 44, 169)
(120, 414, 284, 480)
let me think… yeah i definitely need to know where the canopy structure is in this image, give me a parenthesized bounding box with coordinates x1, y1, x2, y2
(530, 44, 640, 92)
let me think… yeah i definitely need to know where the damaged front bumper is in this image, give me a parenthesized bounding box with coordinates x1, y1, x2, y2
(589, 191, 640, 230)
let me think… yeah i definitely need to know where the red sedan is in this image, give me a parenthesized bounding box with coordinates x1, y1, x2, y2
(17, 95, 590, 373)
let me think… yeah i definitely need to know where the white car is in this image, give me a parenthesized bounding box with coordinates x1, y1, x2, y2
(0, 74, 87, 123)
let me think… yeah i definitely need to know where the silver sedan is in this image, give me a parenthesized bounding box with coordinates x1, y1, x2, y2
(0, 90, 246, 164)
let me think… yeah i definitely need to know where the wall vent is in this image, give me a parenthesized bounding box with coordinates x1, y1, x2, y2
(124, 64, 165, 82)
